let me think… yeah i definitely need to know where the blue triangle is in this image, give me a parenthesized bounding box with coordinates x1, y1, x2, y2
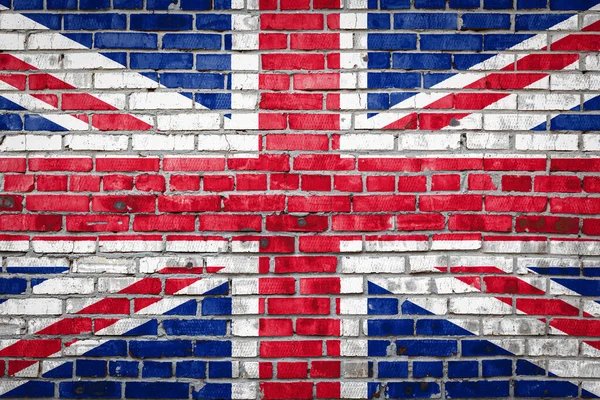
(100, 52, 126, 66)
(84, 340, 127, 357)
(531, 121, 546, 131)
(584, 95, 600, 111)
(204, 282, 229, 296)
(24, 114, 67, 131)
(0, 96, 26, 111)
(0, 381, 54, 398)
(124, 320, 158, 336)
(583, 388, 600, 399)
(368, 281, 393, 294)
(528, 266, 580, 276)
(30, 278, 47, 288)
(42, 361, 73, 378)
(165, 299, 197, 315)
(401, 300, 434, 315)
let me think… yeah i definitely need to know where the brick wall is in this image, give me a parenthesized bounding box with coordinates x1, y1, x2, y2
(0, 0, 600, 398)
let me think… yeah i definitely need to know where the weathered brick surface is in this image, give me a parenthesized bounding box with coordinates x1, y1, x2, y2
(1, 0, 600, 398)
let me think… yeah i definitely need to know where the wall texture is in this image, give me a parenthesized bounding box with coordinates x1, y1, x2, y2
(0, 0, 600, 398)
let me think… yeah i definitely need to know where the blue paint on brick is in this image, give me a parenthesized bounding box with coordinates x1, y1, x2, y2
(209, 361, 233, 378)
(368, 33, 417, 50)
(387, 382, 441, 399)
(462, 13, 511, 29)
(129, 340, 193, 358)
(381, 0, 410, 8)
(367, 281, 393, 294)
(415, 0, 446, 7)
(64, 14, 126, 30)
(0, 114, 22, 131)
(448, 360, 478, 378)
(446, 381, 510, 398)
(390, 92, 418, 107)
(368, 52, 391, 69)
(201, 298, 232, 314)
(83, 340, 127, 357)
(584, 268, 600, 277)
(367, 298, 399, 314)
(63, 33, 92, 48)
(196, 14, 231, 31)
(180, 0, 211, 9)
(23, 13, 61, 29)
(204, 281, 229, 295)
(109, 361, 138, 377)
(14, 0, 42, 9)
(550, 0, 600, 9)
(0, 382, 55, 398)
(400, 300, 434, 315)
(396, 339, 457, 357)
(368, 93, 389, 110)
(75, 360, 106, 377)
(164, 299, 198, 315)
(59, 381, 121, 399)
(130, 14, 193, 31)
(527, 266, 579, 275)
(95, 33, 157, 49)
(43, 362, 73, 378)
(193, 383, 232, 399)
(368, 340, 390, 356)
(424, 73, 455, 89)
(450, 0, 480, 7)
(416, 319, 474, 336)
(377, 361, 408, 378)
(146, 0, 172, 9)
(518, 0, 547, 7)
(516, 360, 546, 375)
(453, 54, 496, 70)
(583, 95, 600, 110)
(163, 33, 221, 49)
(7, 266, 69, 273)
(483, 359, 512, 377)
(516, 13, 574, 30)
(421, 34, 482, 51)
(195, 93, 231, 109)
(485, 0, 514, 8)
(484, 34, 535, 50)
(160, 73, 225, 89)
(142, 361, 172, 378)
(123, 319, 158, 336)
(100, 52, 127, 66)
(462, 340, 513, 356)
(131, 53, 193, 69)
(114, 0, 142, 7)
(413, 361, 443, 378)
(392, 53, 451, 69)
(214, 0, 232, 8)
(552, 278, 600, 296)
(125, 382, 189, 399)
(47, 0, 76, 8)
(164, 319, 227, 335)
(367, 319, 413, 335)
(25, 115, 65, 131)
(176, 361, 206, 378)
(196, 54, 231, 71)
(394, 13, 457, 29)
(0, 278, 26, 294)
(368, 14, 391, 29)
(515, 380, 578, 397)
(194, 340, 232, 357)
(551, 115, 600, 131)
(80, 0, 110, 9)
(368, 72, 420, 89)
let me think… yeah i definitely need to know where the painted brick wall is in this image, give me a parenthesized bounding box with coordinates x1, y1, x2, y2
(1, 0, 600, 398)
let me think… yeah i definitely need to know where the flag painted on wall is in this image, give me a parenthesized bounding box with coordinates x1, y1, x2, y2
(1, 0, 600, 398)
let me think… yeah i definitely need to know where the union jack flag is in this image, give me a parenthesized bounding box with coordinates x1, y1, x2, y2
(0, 0, 600, 398)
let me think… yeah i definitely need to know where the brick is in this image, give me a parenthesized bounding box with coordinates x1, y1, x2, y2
(302, 175, 331, 191)
(236, 174, 267, 191)
(259, 74, 290, 90)
(261, 93, 323, 110)
(103, 175, 134, 191)
(334, 175, 362, 192)
(288, 196, 351, 212)
(449, 214, 512, 232)
(270, 174, 300, 190)
(36, 175, 68, 191)
(27, 195, 89, 212)
(70, 176, 101, 192)
(169, 175, 200, 191)
(261, 14, 324, 30)
(486, 196, 548, 212)
(0, 215, 62, 232)
(133, 215, 196, 232)
(516, 216, 580, 234)
(332, 215, 393, 231)
(367, 176, 395, 192)
(200, 215, 262, 232)
(267, 215, 328, 232)
(275, 256, 337, 273)
(468, 174, 496, 190)
(534, 176, 582, 193)
(268, 298, 330, 315)
(4, 175, 34, 192)
(420, 195, 482, 211)
(354, 195, 416, 212)
(502, 175, 532, 192)
(263, 54, 325, 70)
(203, 175, 234, 192)
(397, 214, 446, 231)
(136, 175, 165, 192)
(92, 195, 154, 213)
(224, 195, 285, 211)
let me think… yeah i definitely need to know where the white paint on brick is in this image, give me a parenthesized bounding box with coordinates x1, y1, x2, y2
(198, 135, 259, 151)
(400, 134, 461, 151)
(340, 277, 363, 294)
(0, 299, 62, 315)
(483, 318, 546, 335)
(527, 339, 579, 356)
(433, 277, 479, 294)
(231, 319, 259, 337)
(170, 278, 229, 295)
(340, 256, 404, 273)
(339, 14, 367, 29)
(0, 33, 25, 50)
(340, 340, 368, 356)
(94, 72, 160, 89)
(449, 297, 512, 315)
(338, 298, 367, 315)
(232, 341, 257, 357)
(33, 238, 96, 254)
(74, 257, 135, 274)
(132, 134, 195, 151)
(165, 237, 228, 253)
(32, 278, 94, 295)
(339, 134, 394, 151)
(518, 93, 580, 110)
(369, 277, 431, 294)
(157, 114, 220, 130)
(231, 279, 259, 295)
(65, 134, 128, 151)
